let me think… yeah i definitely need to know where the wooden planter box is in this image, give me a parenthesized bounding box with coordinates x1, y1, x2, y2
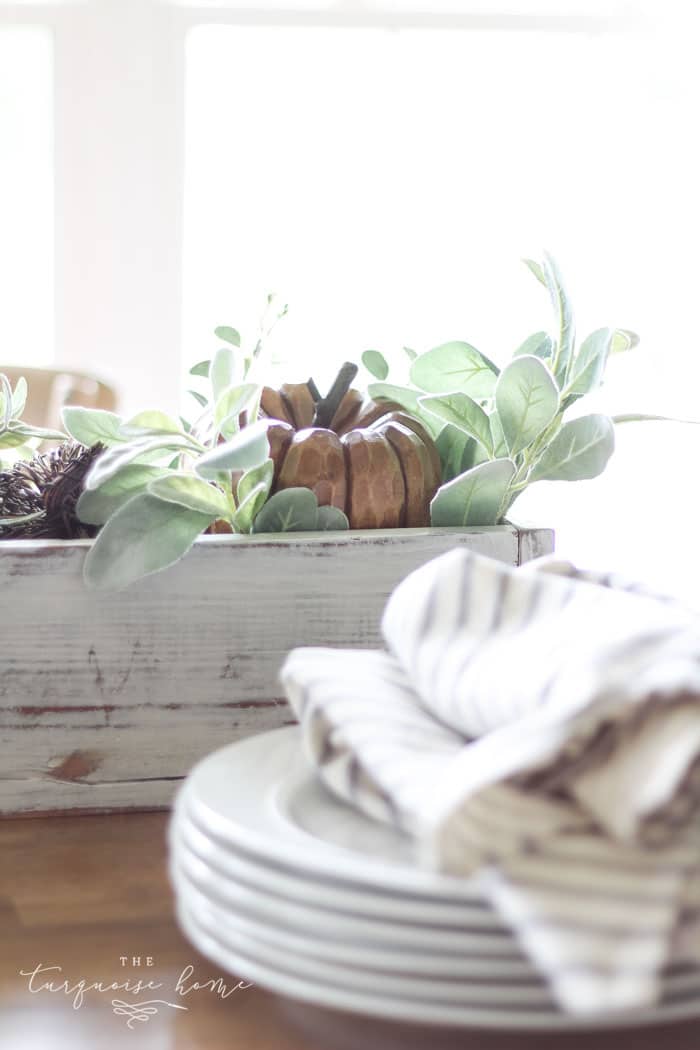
(0, 525, 552, 815)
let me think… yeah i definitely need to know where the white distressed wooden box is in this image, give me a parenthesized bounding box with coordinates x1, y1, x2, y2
(0, 525, 552, 815)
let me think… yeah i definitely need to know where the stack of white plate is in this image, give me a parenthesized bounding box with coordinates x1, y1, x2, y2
(170, 726, 700, 1031)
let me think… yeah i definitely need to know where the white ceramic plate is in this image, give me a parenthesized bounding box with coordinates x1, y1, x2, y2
(170, 833, 523, 956)
(171, 846, 700, 1000)
(180, 726, 486, 901)
(175, 794, 506, 929)
(170, 831, 537, 978)
(175, 892, 700, 1032)
(173, 862, 556, 1006)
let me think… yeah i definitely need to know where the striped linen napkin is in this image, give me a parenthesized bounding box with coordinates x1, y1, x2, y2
(280, 549, 700, 1015)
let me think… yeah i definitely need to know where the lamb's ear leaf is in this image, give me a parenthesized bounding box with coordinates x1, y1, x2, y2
(612, 413, 700, 425)
(237, 458, 274, 506)
(435, 423, 470, 482)
(513, 332, 553, 361)
(76, 464, 169, 525)
(495, 356, 559, 456)
(3, 421, 67, 443)
(214, 382, 259, 438)
(232, 481, 269, 534)
(62, 407, 124, 446)
(0, 374, 13, 429)
(86, 434, 199, 489)
(210, 345, 242, 402)
(196, 420, 270, 478)
(252, 487, 318, 533)
(11, 376, 27, 419)
(567, 328, 613, 397)
(410, 341, 499, 398)
(610, 329, 639, 354)
(83, 493, 214, 590)
(120, 410, 184, 438)
(530, 414, 615, 482)
(148, 474, 230, 517)
(419, 393, 493, 457)
(523, 258, 547, 286)
(542, 252, 576, 386)
(430, 458, 516, 527)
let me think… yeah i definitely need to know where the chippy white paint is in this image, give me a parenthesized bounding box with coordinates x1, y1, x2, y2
(0, 525, 553, 815)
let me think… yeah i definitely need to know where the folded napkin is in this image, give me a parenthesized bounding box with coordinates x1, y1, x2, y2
(280, 549, 700, 1016)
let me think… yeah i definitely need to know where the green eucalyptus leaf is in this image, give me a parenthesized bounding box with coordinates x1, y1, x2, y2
(76, 464, 169, 525)
(523, 257, 547, 286)
(513, 332, 554, 361)
(543, 252, 576, 386)
(196, 420, 270, 478)
(232, 480, 268, 533)
(403, 347, 418, 362)
(435, 423, 470, 482)
(567, 327, 613, 397)
(86, 435, 198, 490)
(190, 359, 211, 378)
(62, 407, 124, 447)
(362, 350, 389, 381)
(495, 356, 559, 456)
(419, 393, 493, 456)
(430, 458, 516, 527)
(410, 341, 499, 398)
(237, 458, 274, 506)
(11, 376, 27, 420)
(83, 493, 214, 591)
(252, 487, 318, 533)
(610, 329, 640, 354)
(214, 326, 241, 348)
(530, 413, 615, 482)
(148, 473, 230, 517)
(316, 505, 349, 530)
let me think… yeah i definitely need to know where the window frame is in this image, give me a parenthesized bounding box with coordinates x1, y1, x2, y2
(0, 1, 633, 415)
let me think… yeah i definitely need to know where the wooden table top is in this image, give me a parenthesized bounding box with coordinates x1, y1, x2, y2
(0, 811, 698, 1050)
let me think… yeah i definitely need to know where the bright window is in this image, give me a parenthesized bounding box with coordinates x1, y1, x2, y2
(0, 26, 53, 367)
(183, 15, 700, 593)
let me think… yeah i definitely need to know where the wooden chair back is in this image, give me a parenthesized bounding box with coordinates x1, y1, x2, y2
(0, 366, 118, 431)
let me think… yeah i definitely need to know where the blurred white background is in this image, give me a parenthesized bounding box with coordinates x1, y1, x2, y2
(1, 0, 699, 593)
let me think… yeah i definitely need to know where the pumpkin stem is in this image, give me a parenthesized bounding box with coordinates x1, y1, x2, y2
(312, 362, 359, 428)
(306, 377, 322, 403)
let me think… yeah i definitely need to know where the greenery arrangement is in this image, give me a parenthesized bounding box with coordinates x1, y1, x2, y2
(0, 255, 666, 589)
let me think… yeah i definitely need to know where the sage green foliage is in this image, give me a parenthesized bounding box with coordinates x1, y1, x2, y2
(69, 296, 345, 590)
(370, 254, 650, 527)
(0, 373, 66, 454)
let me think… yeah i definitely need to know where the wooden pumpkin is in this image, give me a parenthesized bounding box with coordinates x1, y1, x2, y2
(259, 363, 441, 529)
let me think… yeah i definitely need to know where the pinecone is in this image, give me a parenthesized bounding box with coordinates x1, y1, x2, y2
(0, 442, 104, 539)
